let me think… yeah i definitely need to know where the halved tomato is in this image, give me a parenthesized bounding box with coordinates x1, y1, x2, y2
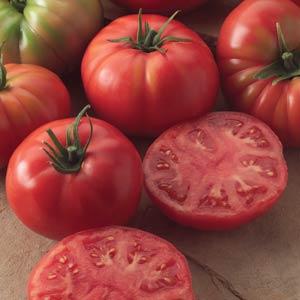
(143, 112, 288, 230)
(27, 227, 196, 300)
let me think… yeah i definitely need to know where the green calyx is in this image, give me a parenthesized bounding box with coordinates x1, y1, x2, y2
(255, 23, 300, 85)
(109, 9, 191, 54)
(43, 105, 93, 174)
(10, 0, 27, 13)
(0, 43, 7, 90)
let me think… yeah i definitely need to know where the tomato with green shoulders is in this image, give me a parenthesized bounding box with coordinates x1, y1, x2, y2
(0, 0, 103, 73)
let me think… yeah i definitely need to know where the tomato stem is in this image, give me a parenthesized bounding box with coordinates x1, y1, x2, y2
(282, 52, 297, 71)
(43, 105, 93, 174)
(0, 43, 7, 90)
(9, 0, 26, 13)
(109, 9, 191, 53)
(255, 23, 300, 84)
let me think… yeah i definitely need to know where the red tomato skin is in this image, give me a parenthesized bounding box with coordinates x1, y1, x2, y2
(217, 0, 300, 147)
(82, 14, 219, 137)
(112, 0, 207, 13)
(143, 112, 288, 231)
(27, 227, 196, 300)
(6, 118, 143, 240)
(0, 64, 70, 167)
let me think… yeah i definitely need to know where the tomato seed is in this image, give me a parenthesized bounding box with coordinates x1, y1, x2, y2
(47, 273, 57, 280)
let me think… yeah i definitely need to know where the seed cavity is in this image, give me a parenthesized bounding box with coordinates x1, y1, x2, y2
(108, 248, 116, 258)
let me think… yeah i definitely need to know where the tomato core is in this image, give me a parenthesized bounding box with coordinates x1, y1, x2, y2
(10, 0, 26, 13)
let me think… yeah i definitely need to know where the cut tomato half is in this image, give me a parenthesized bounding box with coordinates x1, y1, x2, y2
(27, 227, 196, 300)
(143, 112, 288, 230)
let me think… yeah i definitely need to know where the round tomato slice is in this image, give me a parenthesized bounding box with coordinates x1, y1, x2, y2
(143, 112, 288, 230)
(27, 227, 196, 300)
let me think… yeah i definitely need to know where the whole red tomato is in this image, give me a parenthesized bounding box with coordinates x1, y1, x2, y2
(111, 0, 207, 13)
(27, 227, 196, 299)
(6, 107, 143, 239)
(218, 0, 300, 146)
(82, 11, 219, 137)
(0, 62, 70, 168)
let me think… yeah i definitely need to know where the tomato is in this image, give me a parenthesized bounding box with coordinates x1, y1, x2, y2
(6, 107, 143, 239)
(111, 0, 207, 13)
(0, 0, 103, 74)
(27, 226, 196, 300)
(217, 0, 300, 147)
(0, 63, 70, 168)
(82, 11, 219, 137)
(143, 112, 288, 230)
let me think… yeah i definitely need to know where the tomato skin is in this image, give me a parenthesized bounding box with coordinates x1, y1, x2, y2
(111, 0, 207, 13)
(217, 0, 300, 147)
(27, 226, 196, 300)
(0, 0, 103, 74)
(82, 14, 219, 137)
(6, 118, 143, 240)
(0, 64, 70, 168)
(143, 112, 288, 230)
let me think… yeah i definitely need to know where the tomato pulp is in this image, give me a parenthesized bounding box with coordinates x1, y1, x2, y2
(27, 227, 196, 300)
(6, 108, 143, 239)
(218, 0, 300, 146)
(82, 11, 219, 137)
(143, 112, 288, 230)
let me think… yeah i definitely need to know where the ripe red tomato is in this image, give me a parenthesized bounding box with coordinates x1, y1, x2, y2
(0, 63, 70, 168)
(218, 0, 300, 146)
(111, 0, 207, 13)
(6, 107, 143, 239)
(143, 112, 288, 230)
(82, 11, 219, 137)
(27, 226, 196, 300)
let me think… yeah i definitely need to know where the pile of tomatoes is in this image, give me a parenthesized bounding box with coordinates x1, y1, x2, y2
(1, 0, 298, 299)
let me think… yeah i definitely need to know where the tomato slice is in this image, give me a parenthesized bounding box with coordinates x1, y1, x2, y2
(27, 227, 195, 300)
(143, 112, 288, 230)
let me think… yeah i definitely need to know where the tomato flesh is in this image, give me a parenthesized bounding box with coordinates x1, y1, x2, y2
(27, 227, 196, 300)
(143, 112, 288, 230)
